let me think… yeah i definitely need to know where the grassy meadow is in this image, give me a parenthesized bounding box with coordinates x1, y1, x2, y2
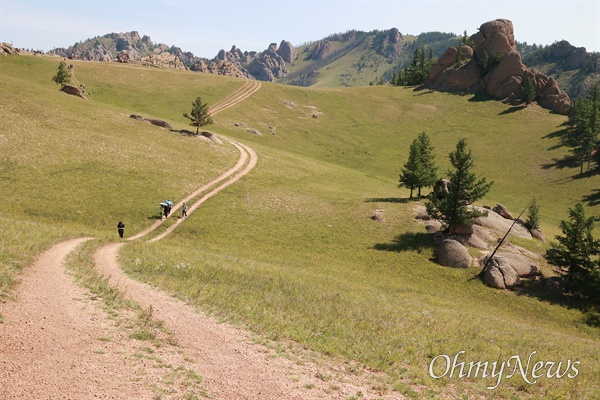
(1, 54, 599, 398)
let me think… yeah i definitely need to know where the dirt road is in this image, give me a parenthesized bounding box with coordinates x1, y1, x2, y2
(0, 79, 403, 399)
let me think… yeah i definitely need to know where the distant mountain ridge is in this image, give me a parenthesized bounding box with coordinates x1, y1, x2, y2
(47, 27, 599, 97)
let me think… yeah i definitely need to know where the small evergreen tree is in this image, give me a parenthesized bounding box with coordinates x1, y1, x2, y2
(520, 77, 537, 105)
(545, 203, 600, 293)
(527, 197, 541, 230)
(183, 96, 213, 135)
(415, 131, 438, 197)
(399, 139, 424, 199)
(426, 138, 493, 231)
(52, 61, 71, 87)
(399, 132, 438, 198)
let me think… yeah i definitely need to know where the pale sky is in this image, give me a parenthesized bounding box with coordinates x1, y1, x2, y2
(1, 0, 599, 58)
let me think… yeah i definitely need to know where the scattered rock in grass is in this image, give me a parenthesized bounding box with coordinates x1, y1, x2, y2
(201, 131, 223, 144)
(437, 239, 472, 268)
(147, 119, 173, 129)
(246, 128, 263, 136)
(61, 85, 86, 99)
(370, 209, 385, 222)
(130, 114, 150, 123)
(130, 114, 172, 129)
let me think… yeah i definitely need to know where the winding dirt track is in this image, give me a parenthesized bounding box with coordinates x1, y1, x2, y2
(0, 79, 402, 399)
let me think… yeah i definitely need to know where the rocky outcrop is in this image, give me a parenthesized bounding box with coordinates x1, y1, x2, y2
(140, 52, 186, 70)
(425, 19, 571, 114)
(211, 41, 293, 82)
(191, 59, 249, 78)
(308, 40, 334, 61)
(246, 43, 288, 82)
(374, 28, 405, 61)
(277, 40, 297, 63)
(48, 31, 191, 68)
(0, 42, 21, 56)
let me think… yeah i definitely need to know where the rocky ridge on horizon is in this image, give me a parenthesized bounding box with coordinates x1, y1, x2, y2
(48, 31, 299, 82)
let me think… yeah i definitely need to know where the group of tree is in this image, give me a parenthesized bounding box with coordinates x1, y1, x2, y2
(567, 84, 600, 174)
(399, 133, 494, 233)
(398, 132, 438, 198)
(391, 45, 436, 86)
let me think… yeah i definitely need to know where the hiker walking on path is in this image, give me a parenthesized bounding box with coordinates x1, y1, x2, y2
(181, 202, 188, 218)
(117, 221, 125, 238)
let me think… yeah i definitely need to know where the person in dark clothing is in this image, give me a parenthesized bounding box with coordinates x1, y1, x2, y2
(117, 221, 125, 238)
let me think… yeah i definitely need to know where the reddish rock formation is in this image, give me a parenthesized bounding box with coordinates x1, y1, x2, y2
(425, 19, 571, 114)
(308, 40, 334, 61)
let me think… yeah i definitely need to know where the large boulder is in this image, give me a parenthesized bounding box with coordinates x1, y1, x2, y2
(437, 239, 472, 268)
(492, 204, 514, 220)
(484, 259, 521, 289)
(484, 51, 526, 99)
(487, 252, 540, 277)
(61, 85, 85, 99)
(474, 19, 517, 61)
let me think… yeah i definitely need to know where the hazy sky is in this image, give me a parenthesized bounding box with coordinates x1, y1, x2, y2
(1, 1, 599, 57)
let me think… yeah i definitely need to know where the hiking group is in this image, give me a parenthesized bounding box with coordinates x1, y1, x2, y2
(117, 200, 189, 238)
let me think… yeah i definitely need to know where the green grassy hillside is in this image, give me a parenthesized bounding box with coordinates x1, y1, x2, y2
(1, 54, 599, 399)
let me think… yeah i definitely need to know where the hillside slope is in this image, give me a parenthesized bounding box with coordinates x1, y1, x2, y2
(1, 54, 600, 399)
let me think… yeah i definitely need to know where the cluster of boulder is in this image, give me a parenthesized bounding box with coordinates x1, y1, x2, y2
(415, 202, 545, 290)
(425, 19, 570, 114)
(205, 40, 297, 82)
(1, 42, 22, 56)
(49, 32, 299, 82)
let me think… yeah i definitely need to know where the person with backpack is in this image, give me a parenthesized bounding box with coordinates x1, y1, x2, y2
(117, 221, 125, 238)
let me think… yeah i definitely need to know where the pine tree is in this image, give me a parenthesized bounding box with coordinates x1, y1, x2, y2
(527, 197, 541, 230)
(415, 131, 438, 197)
(399, 132, 438, 199)
(183, 96, 213, 135)
(399, 139, 423, 199)
(51, 61, 71, 87)
(570, 96, 598, 174)
(426, 138, 493, 231)
(521, 77, 537, 105)
(545, 203, 599, 292)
